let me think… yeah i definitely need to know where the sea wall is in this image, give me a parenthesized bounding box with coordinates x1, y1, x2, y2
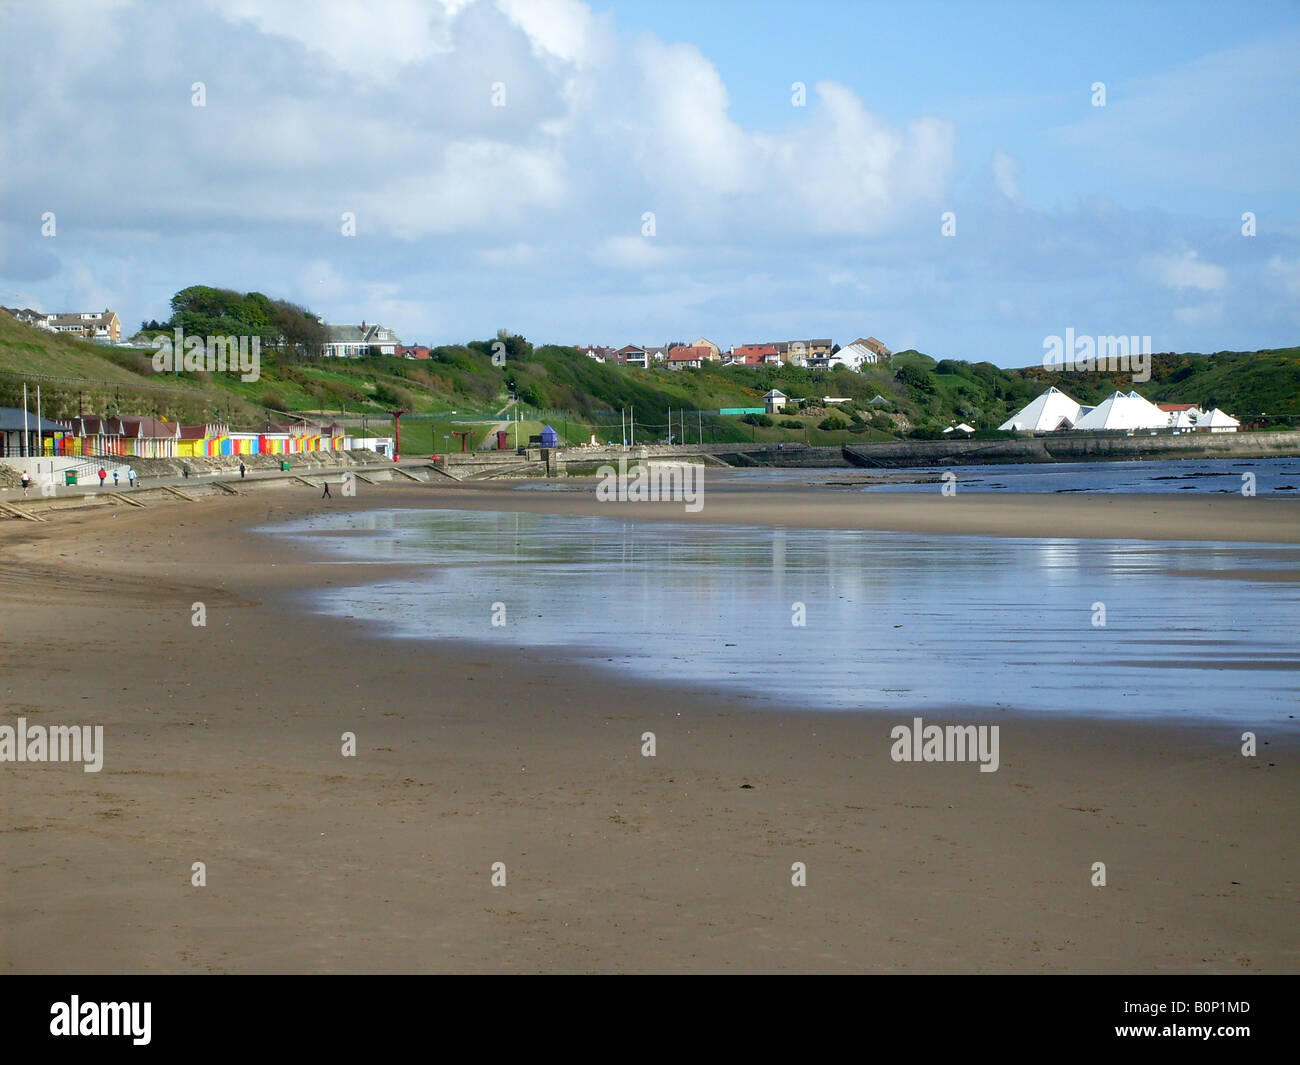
(549, 431, 1300, 473)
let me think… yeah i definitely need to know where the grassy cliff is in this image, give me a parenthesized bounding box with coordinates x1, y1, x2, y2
(3, 312, 1296, 449)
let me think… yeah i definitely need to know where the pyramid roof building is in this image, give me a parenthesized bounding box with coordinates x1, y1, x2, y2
(1072, 391, 1169, 431)
(997, 387, 1082, 432)
(1197, 408, 1240, 431)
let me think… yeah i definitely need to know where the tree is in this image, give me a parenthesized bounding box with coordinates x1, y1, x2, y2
(894, 363, 935, 394)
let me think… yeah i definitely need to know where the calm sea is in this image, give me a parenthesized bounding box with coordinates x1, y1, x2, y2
(266, 508, 1300, 730)
(706, 456, 1300, 493)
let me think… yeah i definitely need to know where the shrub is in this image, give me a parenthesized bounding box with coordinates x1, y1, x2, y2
(372, 383, 415, 409)
(818, 416, 847, 431)
(779, 419, 803, 430)
(894, 364, 936, 394)
(742, 413, 774, 427)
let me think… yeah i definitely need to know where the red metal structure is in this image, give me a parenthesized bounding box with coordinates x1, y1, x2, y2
(451, 430, 472, 452)
(388, 409, 407, 461)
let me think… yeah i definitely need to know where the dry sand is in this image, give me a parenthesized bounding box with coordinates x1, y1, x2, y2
(0, 479, 1296, 973)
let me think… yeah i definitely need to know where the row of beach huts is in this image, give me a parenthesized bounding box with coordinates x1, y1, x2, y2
(0, 410, 391, 461)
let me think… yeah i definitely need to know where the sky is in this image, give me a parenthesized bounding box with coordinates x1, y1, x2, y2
(1, 0, 1298, 366)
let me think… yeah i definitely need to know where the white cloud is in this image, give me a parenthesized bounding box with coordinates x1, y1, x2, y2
(1266, 255, 1300, 299)
(592, 236, 672, 271)
(495, 0, 603, 67)
(992, 150, 1022, 201)
(1149, 250, 1227, 292)
(1173, 303, 1224, 327)
(209, 0, 463, 84)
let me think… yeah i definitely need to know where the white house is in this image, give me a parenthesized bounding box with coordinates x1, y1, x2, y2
(764, 389, 788, 414)
(828, 337, 890, 371)
(322, 321, 400, 357)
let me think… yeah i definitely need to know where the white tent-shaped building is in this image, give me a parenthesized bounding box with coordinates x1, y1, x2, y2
(1196, 408, 1240, 433)
(998, 387, 1082, 432)
(1072, 391, 1169, 431)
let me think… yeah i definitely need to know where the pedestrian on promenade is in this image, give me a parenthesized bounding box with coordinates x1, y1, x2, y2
(113, 469, 120, 486)
(20, 471, 31, 496)
(321, 479, 332, 499)
(239, 462, 246, 479)
(128, 467, 137, 488)
(97, 467, 107, 489)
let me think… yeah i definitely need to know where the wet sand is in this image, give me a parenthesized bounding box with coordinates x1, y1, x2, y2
(0, 480, 1296, 972)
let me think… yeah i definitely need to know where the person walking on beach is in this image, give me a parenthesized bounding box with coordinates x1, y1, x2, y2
(239, 461, 246, 479)
(97, 467, 107, 489)
(20, 471, 31, 497)
(113, 469, 119, 486)
(321, 479, 332, 499)
(127, 467, 137, 488)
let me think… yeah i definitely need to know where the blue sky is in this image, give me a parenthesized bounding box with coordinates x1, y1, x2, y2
(2, 0, 1297, 366)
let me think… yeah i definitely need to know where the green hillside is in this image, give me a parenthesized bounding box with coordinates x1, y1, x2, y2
(3, 294, 1297, 450)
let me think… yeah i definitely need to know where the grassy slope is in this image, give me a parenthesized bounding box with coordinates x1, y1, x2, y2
(3, 314, 1296, 445)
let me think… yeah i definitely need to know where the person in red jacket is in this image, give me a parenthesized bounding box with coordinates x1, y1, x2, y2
(97, 467, 107, 489)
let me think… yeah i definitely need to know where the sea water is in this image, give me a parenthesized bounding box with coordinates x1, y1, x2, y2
(706, 456, 1300, 494)
(266, 508, 1300, 728)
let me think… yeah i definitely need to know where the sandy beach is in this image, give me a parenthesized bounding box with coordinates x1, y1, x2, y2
(1, 479, 1296, 973)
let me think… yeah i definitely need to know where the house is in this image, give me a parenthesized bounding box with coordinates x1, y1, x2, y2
(831, 337, 891, 370)
(728, 344, 779, 366)
(321, 321, 400, 357)
(1157, 403, 1202, 432)
(576, 344, 615, 363)
(998, 387, 1083, 432)
(776, 339, 832, 365)
(667, 345, 710, 369)
(764, 389, 789, 415)
(614, 345, 649, 368)
(397, 345, 431, 360)
(1, 306, 47, 325)
(692, 338, 722, 361)
(645, 346, 671, 363)
(28, 309, 122, 342)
